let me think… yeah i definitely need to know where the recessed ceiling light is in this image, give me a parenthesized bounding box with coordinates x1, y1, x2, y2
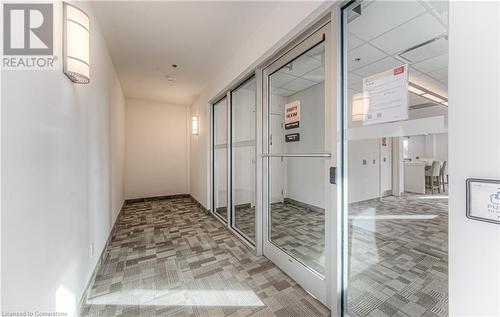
(354, 57, 361, 62)
(408, 85, 425, 95)
(422, 93, 444, 103)
(172, 64, 178, 68)
(165, 75, 176, 82)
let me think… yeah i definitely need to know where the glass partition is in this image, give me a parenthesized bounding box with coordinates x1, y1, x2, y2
(231, 77, 256, 243)
(213, 97, 228, 221)
(342, 1, 449, 316)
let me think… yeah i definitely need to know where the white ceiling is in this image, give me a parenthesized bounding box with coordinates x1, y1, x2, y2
(271, 43, 325, 97)
(346, 0, 449, 108)
(92, 1, 282, 105)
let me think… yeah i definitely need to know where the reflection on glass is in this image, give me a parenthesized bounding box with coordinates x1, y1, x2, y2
(268, 41, 326, 275)
(343, 1, 449, 316)
(270, 157, 326, 274)
(213, 98, 227, 221)
(231, 77, 256, 242)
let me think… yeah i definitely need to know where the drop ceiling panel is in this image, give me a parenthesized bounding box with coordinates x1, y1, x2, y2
(347, 73, 362, 92)
(280, 56, 321, 77)
(348, 43, 386, 71)
(412, 53, 448, 73)
(282, 77, 317, 92)
(371, 13, 446, 55)
(428, 67, 448, 84)
(352, 56, 403, 78)
(272, 87, 294, 97)
(347, 0, 426, 41)
(347, 33, 364, 51)
(305, 44, 325, 60)
(426, 0, 449, 14)
(399, 37, 448, 63)
(302, 67, 325, 83)
(270, 71, 296, 88)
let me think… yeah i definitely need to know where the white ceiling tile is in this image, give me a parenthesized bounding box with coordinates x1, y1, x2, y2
(270, 71, 296, 88)
(371, 13, 446, 55)
(412, 53, 448, 73)
(272, 87, 294, 97)
(428, 67, 448, 83)
(282, 77, 317, 92)
(347, 33, 364, 51)
(347, 0, 426, 41)
(305, 43, 325, 60)
(409, 66, 422, 78)
(348, 43, 386, 71)
(352, 56, 403, 78)
(301, 67, 324, 83)
(423, 0, 449, 14)
(399, 37, 448, 63)
(281, 55, 321, 77)
(347, 73, 362, 92)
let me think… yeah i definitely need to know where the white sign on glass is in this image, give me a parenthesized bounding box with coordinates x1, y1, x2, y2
(362, 65, 409, 125)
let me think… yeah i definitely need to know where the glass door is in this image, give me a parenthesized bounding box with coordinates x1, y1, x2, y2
(262, 22, 335, 305)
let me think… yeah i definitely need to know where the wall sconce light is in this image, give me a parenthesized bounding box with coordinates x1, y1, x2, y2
(63, 3, 90, 84)
(352, 92, 368, 122)
(192, 116, 199, 135)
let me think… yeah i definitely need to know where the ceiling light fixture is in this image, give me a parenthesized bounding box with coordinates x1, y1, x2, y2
(165, 75, 176, 82)
(408, 84, 425, 95)
(422, 93, 444, 103)
(408, 82, 448, 105)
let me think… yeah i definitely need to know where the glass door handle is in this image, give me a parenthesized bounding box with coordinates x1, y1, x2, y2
(261, 153, 331, 158)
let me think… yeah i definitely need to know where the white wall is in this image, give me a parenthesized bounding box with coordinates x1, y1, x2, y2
(188, 1, 330, 208)
(285, 83, 325, 208)
(1, 2, 126, 314)
(348, 139, 380, 203)
(407, 135, 425, 160)
(449, 2, 500, 315)
(125, 99, 188, 200)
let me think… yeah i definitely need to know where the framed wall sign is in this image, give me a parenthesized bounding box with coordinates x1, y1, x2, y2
(466, 178, 500, 224)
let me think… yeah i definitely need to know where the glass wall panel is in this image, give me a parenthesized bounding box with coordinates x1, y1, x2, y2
(213, 97, 228, 221)
(342, 1, 449, 316)
(231, 77, 256, 242)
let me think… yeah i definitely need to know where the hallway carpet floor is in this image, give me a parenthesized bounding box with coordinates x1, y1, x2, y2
(79, 197, 330, 317)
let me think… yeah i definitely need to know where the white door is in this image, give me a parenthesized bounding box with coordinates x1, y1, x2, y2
(262, 22, 336, 306)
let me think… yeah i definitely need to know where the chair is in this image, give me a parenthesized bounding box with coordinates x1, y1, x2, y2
(425, 161, 441, 194)
(440, 161, 448, 192)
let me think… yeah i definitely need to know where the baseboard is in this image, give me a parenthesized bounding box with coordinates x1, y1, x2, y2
(78, 199, 125, 314)
(234, 203, 252, 210)
(125, 193, 190, 204)
(189, 194, 210, 213)
(284, 197, 324, 213)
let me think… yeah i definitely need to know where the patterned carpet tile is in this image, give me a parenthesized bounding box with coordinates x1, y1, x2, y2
(80, 198, 329, 317)
(347, 194, 448, 317)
